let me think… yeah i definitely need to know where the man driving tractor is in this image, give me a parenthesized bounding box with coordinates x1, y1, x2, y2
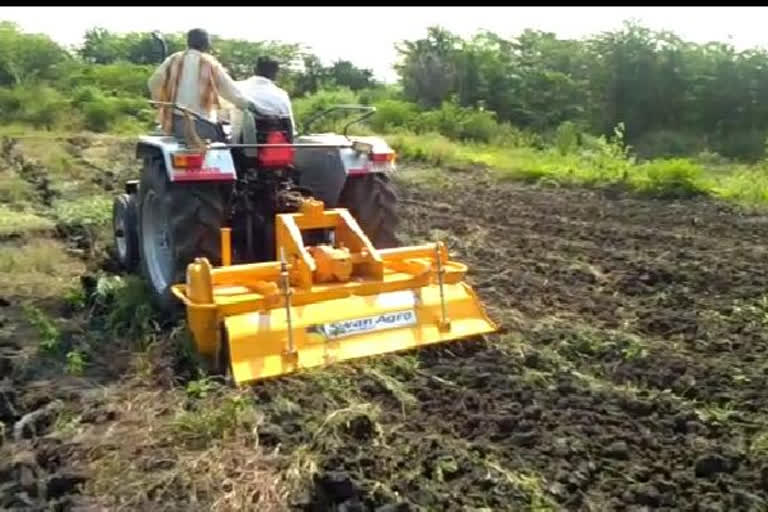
(230, 56, 296, 142)
(147, 28, 258, 141)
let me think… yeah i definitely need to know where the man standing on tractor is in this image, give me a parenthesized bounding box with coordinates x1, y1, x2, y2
(230, 57, 296, 142)
(148, 28, 258, 141)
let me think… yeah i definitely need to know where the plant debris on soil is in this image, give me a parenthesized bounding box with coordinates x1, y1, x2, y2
(2, 137, 768, 511)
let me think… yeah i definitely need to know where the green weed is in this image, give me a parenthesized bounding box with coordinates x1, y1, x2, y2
(64, 284, 87, 312)
(90, 275, 156, 337)
(54, 408, 81, 437)
(23, 304, 60, 353)
(185, 377, 220, 400)
(66, 349, 86, 376)
(169, 394, 260, 449)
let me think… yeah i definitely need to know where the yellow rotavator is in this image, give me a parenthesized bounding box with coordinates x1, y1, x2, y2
(171, 198, 497, 385)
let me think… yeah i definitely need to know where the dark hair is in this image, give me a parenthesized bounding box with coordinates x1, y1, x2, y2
(187, 28, 210, 51)
(255, 57, 279, 80)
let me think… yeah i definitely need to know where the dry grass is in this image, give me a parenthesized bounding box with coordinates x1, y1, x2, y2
(79, 386, 288, 512)
(0, 238, 84, 297)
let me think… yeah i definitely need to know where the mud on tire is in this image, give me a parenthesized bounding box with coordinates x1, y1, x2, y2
(137, 157, 227, 312)
(337, 173, 400, 249)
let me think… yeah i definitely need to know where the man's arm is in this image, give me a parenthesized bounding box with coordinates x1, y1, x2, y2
(147, 55, 173, 100)
(211, 60, 252, 111)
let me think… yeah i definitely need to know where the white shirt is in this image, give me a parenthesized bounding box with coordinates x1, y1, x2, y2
(230, 76, 296, 140)
(148, 49, 250, 123)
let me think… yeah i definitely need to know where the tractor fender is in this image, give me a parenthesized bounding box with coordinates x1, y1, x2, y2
(294, 134, 396, 207)
(136, 135, 237, 183)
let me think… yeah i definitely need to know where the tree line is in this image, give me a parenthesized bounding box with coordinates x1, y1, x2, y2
(2, 20, 768, 160)
(396, 23, 768, 159)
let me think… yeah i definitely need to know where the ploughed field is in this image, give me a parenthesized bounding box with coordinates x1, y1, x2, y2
(2, 136, 768, 511)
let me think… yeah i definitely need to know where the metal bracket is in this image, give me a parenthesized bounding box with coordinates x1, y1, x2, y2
(280, 248, 298, 361)
(435, 242, 451, 332)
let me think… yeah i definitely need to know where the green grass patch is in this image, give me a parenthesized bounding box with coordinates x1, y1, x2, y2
(389, 132, 768, 206)
(53, 196, 112, 229)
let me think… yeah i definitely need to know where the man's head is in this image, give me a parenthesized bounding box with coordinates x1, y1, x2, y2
(255, 57, 279, 81)
(187, 28, 210, 52)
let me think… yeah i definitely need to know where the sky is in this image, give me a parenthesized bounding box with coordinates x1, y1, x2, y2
(4, 7, 768, 83)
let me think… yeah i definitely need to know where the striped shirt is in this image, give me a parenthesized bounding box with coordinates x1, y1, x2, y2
(148, 49, 250, 124)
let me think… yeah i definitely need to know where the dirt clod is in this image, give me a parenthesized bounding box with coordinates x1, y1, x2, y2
(695, 454, 733, 478)
(604, 440, 630, 460)
(46, 473, 86, 499)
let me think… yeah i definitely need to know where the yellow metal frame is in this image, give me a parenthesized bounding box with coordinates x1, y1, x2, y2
(172, 199, 498, 385)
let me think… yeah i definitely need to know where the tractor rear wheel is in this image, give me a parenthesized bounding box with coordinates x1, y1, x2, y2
(337, 173, 400, 249)
(137, 157, 226, 312)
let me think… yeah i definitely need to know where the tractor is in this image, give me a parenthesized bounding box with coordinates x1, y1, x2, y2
(112, 37, 496, 385)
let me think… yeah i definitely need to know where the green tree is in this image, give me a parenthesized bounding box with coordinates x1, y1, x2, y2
(0, 22, 69, 86)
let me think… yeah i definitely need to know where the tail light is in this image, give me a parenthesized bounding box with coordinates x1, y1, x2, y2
(258, 131, 295, 168)
(172, 152, 204, 168)
(371, 152, 396, 163)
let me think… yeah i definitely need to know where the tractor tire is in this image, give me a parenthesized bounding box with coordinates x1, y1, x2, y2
(137, 157, 226, 312)
(337, 173, 400, 249)
(112, 193, 139, 271)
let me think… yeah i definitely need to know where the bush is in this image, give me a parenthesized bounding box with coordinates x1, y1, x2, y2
(555, 121, 580, 155)
(409, 101, 499, 142)
(635, 158, 706, 198)
(712, 129, 767, 162)
(458, 109, 498, 142)
(294, 87, 360, 133)
(0, 85, 68, 130)
(82, 97, 120, 132)
(368, 99, 418, 133)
